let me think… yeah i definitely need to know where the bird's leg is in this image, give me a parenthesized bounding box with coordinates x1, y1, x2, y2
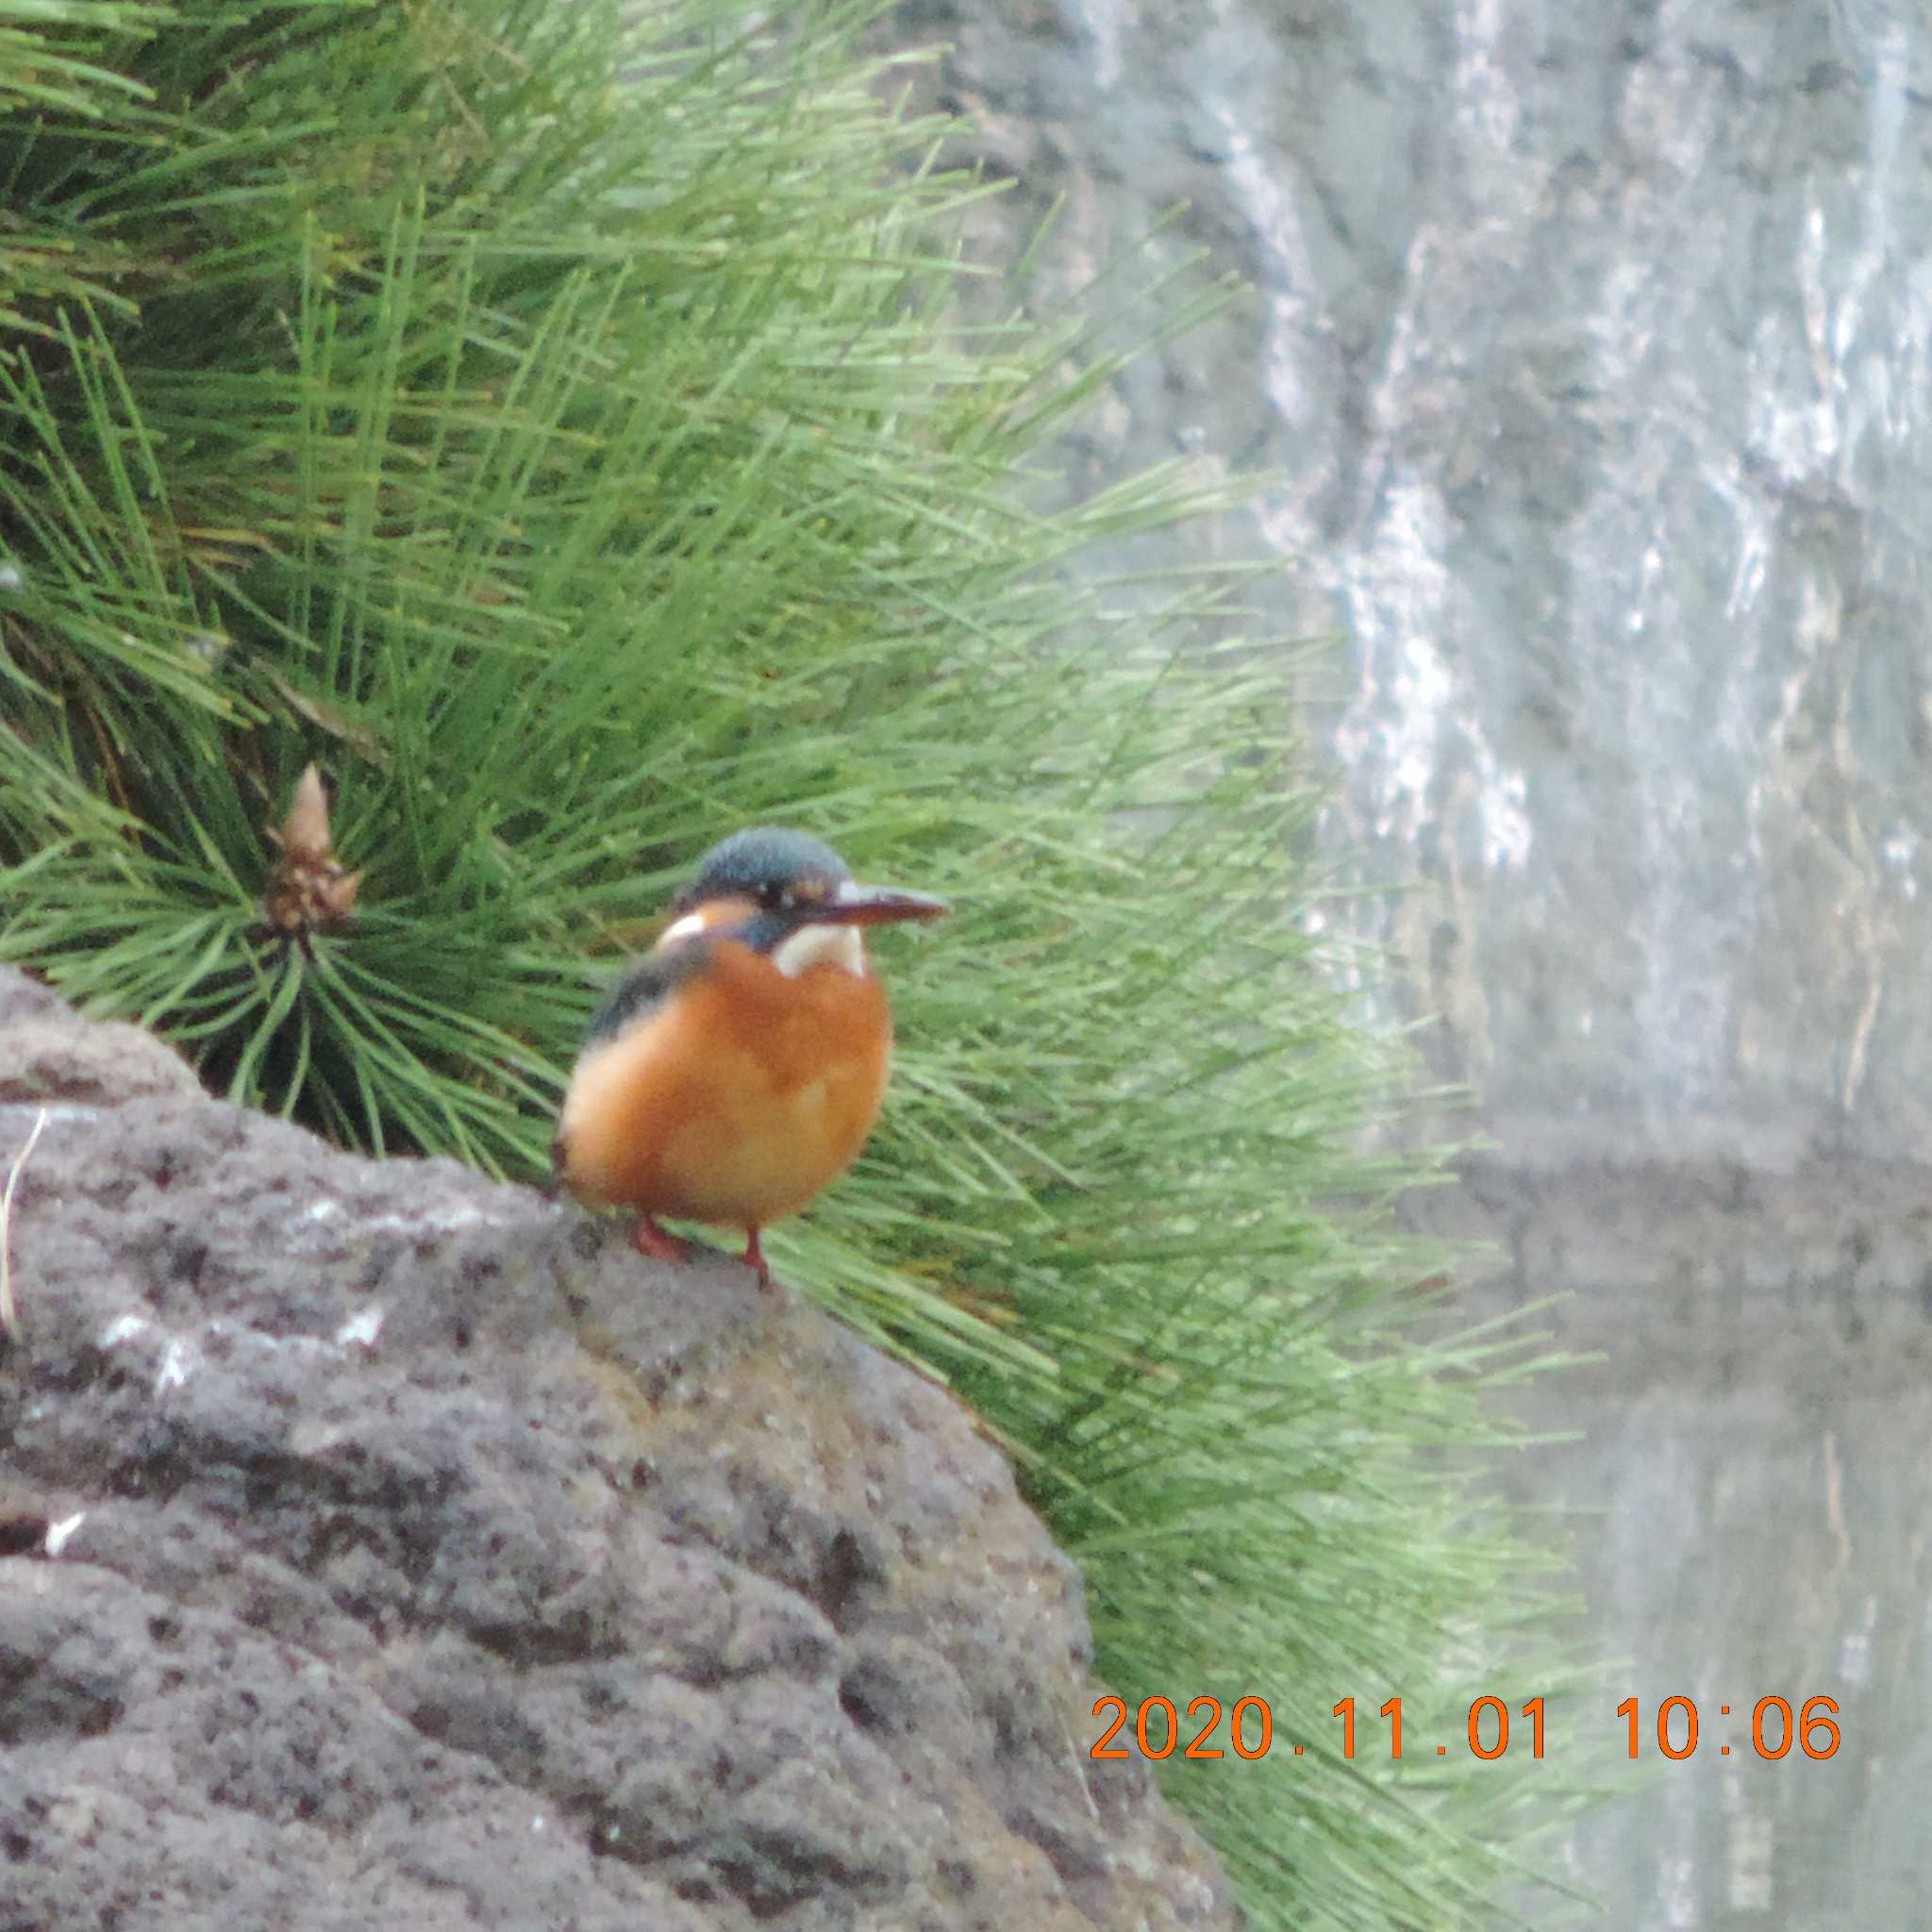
(740, 1226, 773, 1291)
(629, 1213, 689, 1266)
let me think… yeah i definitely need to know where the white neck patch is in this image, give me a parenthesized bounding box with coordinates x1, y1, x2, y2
(658, 910, 709, 947)
(772, 922, 866, 979)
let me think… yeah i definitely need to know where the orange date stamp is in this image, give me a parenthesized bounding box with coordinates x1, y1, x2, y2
(1091, 1694, 1842, 1762)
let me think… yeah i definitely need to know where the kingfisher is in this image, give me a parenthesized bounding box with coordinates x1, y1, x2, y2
(552, 827, 947, 1290)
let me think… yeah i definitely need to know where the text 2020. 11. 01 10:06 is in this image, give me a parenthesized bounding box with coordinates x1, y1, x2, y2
(1090, 1695, 1842, 1762)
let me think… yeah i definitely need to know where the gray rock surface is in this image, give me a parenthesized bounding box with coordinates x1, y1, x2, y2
(1398, 1147, 1932, 1391)
(880, 0, 1932, 1167)
(0, 967, 1231, 1932)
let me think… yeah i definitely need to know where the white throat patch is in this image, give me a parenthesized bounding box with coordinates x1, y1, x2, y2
(772, 922, 867, 979)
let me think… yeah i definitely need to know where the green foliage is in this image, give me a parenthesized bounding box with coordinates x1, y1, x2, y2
(0, 3, 1592, 1924)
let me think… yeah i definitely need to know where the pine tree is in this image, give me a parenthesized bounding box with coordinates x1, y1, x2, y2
(0, 5, 1592, 1924)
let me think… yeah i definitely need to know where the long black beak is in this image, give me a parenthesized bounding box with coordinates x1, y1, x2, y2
(814, 882, 949, 925)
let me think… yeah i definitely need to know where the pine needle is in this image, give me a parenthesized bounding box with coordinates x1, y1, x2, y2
(0, 5, 1607, 1924)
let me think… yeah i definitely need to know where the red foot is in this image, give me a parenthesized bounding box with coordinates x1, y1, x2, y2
(629, 1214, 690, 1266)
(740, 1227, 773, 1291)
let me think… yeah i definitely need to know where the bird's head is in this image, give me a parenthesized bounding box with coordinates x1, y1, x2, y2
(658, 827, 947, 975)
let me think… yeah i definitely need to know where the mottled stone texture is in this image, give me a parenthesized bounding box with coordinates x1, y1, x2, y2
(0, 970, 1231, 1932)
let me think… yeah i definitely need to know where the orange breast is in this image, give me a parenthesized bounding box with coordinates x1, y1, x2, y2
(557, 941, 893, 1232)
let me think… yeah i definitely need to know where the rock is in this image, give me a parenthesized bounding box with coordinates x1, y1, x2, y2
(1399, 1143, 1932, 1396)
(0, 968, 1233, 1931)
(875, 0, 1932, 1165)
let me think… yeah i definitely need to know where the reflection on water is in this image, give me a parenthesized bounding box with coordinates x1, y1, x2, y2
(1499, 1322, 1932, 1927)
(1403, 1153, 1932, 1928)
